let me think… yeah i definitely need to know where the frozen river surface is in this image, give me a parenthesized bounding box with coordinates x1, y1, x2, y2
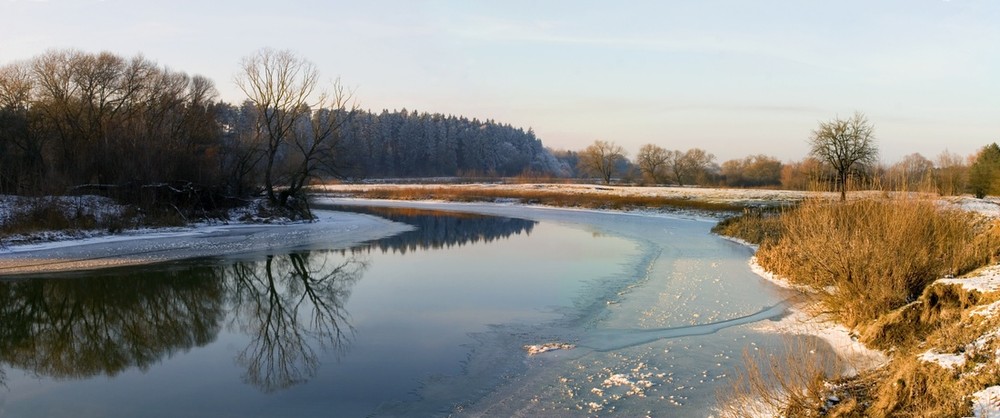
(0, 199, 803, 417)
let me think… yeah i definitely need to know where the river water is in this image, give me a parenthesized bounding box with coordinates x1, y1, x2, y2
(0, 200, 803, 417)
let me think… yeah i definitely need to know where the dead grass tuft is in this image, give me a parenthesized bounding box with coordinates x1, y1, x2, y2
(861, 283, 982, 350)
(867, 356, 973, 417)
(711, 208, 784, 246)
(716, 338, 846, 418)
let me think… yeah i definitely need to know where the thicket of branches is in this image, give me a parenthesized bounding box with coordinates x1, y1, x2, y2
(0, 50, 221, 201)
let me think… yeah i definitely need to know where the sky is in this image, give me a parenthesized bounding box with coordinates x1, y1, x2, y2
(2, 0, 998, 164)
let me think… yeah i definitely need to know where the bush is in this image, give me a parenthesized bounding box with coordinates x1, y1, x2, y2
(711, 208, 784, 246)
(755, 198, 1000, 328)
(1, 198, 95, 235)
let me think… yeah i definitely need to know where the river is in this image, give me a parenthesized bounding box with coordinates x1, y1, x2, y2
(0, 199, 805, 417)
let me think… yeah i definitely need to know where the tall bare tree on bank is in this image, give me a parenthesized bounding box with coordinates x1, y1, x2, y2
(235, 48, 355, 211)
(577, 140, 626, 184)
(808, 112, 878, 201)
(637, 144, 670, 184)
(665, 148, 715, 186)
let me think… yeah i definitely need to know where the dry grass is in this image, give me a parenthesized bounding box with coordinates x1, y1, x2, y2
(716, 338, 847, 418)
(755, 197, 1000, 328)
(861, 283, 983, 350)
(711, 208, 784, 246)
(865, 355, 975, 417)
(1, 198, 99, 235)
(713, 195, 1000, 416)
(338, 185, 748, 213)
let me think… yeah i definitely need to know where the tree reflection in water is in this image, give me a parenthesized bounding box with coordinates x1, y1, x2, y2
(0, 266, 226, 381)
(0, 206, 535, 394)
(225, 252, 369, 392)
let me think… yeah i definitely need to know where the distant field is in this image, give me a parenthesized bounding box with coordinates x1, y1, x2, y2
(315, 182, 1000, 219)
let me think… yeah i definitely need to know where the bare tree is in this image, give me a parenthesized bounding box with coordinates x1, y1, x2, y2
(935, 150, 968, 196)
(235, 48, 355, 212)
(887, 153, 933, 191)
(664, 149, 686, 186)
(0, 61, 43, 193)
(577, 140, 626, 184)
(664, 148, 715, 186)
(681, 148, 715, 186)
(808, 112, 878, 201)
(722, 154, 782, 187)
(636, 144, 670, 184)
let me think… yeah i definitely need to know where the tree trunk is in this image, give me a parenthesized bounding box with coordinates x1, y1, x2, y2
(839, 171, 848, 201)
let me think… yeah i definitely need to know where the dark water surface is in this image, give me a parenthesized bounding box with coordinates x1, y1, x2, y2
(0, 205, 654, 417)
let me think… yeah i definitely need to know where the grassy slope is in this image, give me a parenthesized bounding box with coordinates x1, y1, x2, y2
(714, 198, 1000, 417)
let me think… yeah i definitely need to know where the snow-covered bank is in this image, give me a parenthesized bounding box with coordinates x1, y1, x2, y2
(319, 182, 820, 208)
(0, 209, 412, 275)
(746, 259, 888, 374)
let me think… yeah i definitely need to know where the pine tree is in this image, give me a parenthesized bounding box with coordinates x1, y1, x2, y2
(969, 143, 1000, 198)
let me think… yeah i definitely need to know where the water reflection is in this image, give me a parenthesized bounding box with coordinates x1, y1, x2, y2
(324, 205, 537, 254)
(226, 252, 368, 392)
(0, 266, 225, 379)
(0, 206, 534, 394)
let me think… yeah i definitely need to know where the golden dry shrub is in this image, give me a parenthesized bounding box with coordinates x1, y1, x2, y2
(716, 338, 843, 418)
(755, 198, 1000, 328)
(867, 358, 973, 418)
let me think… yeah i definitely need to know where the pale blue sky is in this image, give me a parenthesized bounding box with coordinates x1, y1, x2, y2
(2, 0, 998, 163)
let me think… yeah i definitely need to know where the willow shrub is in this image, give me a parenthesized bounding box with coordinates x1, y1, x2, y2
(755, 198, 1000, 328)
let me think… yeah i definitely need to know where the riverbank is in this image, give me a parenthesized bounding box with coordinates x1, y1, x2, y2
(7, 185, 1000, 414)
(0, 209, 412, 275)
(320, 185, 1000, 416)
(714, 196, 1000, 417)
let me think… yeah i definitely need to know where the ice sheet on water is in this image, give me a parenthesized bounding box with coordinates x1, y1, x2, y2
(345, 200, 815, 417)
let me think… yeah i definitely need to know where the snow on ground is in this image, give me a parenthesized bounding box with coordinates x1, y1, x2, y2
(971, 386, 1000, 418)
(0, 194, 125, 226)
(937, 264, 1000, 294)
(920, 327, 1000, 371)
(750, 305, 887, 375)
(918, 350, 967, 370)
(945, 196, 1000, 219)
(318, 183, 823, 207)
(0, 208, 412, 275)
(746, 259, 887, 374)
(747, 258, 888, 374)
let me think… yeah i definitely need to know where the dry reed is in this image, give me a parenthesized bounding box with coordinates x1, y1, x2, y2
(340, 186, 748, 212)
(716, 338, 846, 418)
(755, 197, 1000, 328)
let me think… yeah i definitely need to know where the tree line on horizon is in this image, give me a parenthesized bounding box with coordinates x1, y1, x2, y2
(2, 49, 998, 211)
(0, 49, 565, 211)
(567, 132, 993, 199)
